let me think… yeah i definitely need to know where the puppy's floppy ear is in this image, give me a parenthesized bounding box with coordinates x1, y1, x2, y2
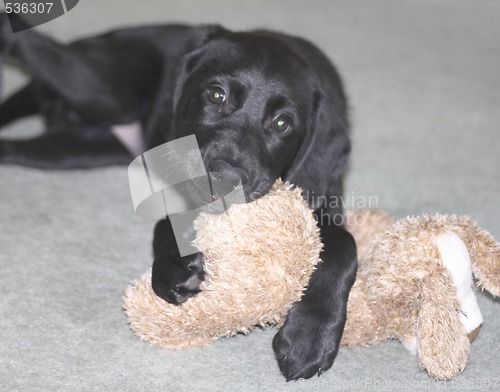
(284, 91, 350, 211)
(172, 25, 228, 111)
(188, 25, 227, 50)
(144, 24, 228, 146)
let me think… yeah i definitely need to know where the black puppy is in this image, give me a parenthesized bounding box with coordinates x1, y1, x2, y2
(0, 13, 357, 381)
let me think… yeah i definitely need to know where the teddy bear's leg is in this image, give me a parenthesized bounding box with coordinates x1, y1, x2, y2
(417, 272, 470, 381)
(344, 209, 395, 260)
(340, 281, 384, 347)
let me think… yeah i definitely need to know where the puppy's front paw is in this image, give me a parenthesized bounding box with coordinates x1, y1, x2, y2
(272, 301, 340, 381)
(152, 252, 205, 304)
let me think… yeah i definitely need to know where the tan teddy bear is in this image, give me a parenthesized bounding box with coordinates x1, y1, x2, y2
(342, 208, 500, 380)
(124, 180, 322, 348)
(123, 180, 500, 380)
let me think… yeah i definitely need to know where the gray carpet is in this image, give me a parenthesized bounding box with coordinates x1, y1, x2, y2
(1, 1, 499, 391)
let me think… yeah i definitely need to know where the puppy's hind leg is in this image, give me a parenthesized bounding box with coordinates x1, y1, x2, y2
(0, 13, 130, 123)
(0, 83, 39, 129)
(0, 125, 133, 169)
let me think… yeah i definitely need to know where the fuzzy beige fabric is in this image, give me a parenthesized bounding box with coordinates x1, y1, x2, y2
(343, 211, 500, 381)
(344, 208, 395, 260)
(123, 180, 322, 348)
(123, 186, 500, 381)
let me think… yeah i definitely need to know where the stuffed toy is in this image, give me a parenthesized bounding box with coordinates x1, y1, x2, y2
(341, 208, 500, 380)
(124, 180, 322, 348)
(123, 180, 500, 381)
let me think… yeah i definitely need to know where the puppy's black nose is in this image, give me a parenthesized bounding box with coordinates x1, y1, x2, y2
(208, 159, 248, 188)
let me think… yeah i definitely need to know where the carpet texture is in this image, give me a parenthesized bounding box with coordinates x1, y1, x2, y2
(1, 1, 499, 391)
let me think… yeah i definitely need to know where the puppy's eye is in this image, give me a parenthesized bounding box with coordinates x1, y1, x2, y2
(271, 115, 292, 133)
(205, 86, 227, 105)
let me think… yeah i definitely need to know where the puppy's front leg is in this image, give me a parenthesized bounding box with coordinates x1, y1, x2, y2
(273, 223, 358, 381)
(151, 218, 205, 304)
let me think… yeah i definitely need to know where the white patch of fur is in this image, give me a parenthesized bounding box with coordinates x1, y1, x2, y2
(435, 231, 483, 333)
(111, 121, 144, 157)
(402, 337, 418, 355)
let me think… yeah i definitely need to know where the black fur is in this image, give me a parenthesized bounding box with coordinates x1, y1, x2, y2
(0, 13, 357, 381)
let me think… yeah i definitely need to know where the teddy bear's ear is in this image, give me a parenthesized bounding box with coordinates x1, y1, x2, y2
(464, 220, 500, 297)
(416, 273, 470, 381)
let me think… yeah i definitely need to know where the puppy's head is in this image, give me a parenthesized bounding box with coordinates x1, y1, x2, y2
(172, 28, 321, 206)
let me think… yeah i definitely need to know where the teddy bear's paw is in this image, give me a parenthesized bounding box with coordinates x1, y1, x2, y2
(272, 302, 340, 381)
(151, 252, 205, 304)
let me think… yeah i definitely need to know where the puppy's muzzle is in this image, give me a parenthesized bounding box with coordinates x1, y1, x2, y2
(207, 159, 248, 199)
